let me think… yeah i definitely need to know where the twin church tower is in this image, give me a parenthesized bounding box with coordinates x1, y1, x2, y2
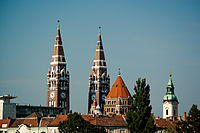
(46, 23, 179, 118)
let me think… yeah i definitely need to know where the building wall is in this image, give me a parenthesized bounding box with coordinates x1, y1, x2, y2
(48, 127, 59, 133)
(163, 101, 178, 119)
(104, 98, 132, 115)
(16, 105, 65, 118)
(8, 126, 48, 133)
(106, 127, 128, 133)
(0, 99, 16, 119)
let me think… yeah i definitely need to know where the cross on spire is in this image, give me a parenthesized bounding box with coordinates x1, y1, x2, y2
(118, 68, 121, 76)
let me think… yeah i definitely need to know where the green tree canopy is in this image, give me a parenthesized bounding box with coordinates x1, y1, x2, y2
(126, 78, 156, 133)
(58, 112, 106, 133)
(176, 104, 200, 132)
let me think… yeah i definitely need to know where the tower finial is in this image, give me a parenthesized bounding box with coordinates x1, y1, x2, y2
(57, 20, 60, 29)
(99, 26, 101, 35)
(118, 68, 121, 76)
(170, 70, 172, 77)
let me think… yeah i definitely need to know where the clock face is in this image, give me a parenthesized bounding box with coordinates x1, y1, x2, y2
(61, 92, 66, 99)
(102, 94, 106, 101)
(50, 92, 55, 99)
(92, 94, 96, 100)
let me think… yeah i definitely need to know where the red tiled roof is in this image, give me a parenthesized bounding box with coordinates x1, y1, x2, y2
(155, 119, 177, 128)
(48, 115, 68, 127)
(26, 112, 42, 118)
(47, 115, 126, 127)
(106, 76, 131, 99)
(40, 117, 55, 127)
(82, 115, 126, 127)
(0, 119, 13, 128)
(10, 118, 39, 127)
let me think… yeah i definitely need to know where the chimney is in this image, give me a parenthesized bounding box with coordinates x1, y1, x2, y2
(184, 112, 187, 121)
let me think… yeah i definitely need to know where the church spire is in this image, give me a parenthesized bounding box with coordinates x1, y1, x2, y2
(163, 71, 179, 119)
(163, 71, 178, 102)
(51, 21, 65, 63)
(167, 71, 174, 90)
(88, 27, 110, 114)
(47, 22, 70, 114)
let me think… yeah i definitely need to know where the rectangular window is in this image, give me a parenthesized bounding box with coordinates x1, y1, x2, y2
(174, 110, 176, 115)
(166, 110, 168, 115)
(2, 124, 7, 128)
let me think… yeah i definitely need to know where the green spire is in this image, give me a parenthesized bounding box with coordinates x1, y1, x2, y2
(167, 71, 174, 88)
(163, 71, 178, 102)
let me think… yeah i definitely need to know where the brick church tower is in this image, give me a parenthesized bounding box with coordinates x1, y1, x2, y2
(47, 23, 70, 113)
(88, 27, 110, 114)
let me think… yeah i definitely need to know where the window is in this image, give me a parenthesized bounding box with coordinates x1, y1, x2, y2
(174, 110, 176, 115)
(2, 123, 7, 128)
(166, 110, 168, 115)
(120, 129, 125, 133)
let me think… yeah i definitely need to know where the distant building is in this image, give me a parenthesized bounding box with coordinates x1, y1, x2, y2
(16, 104, 65, 118)
(0, 113, 128, 133)
(6, 112, 54, 133)
(163, 72, 179, 119)
(154, 117, 178, 133)
(88, 28, 110, 114)
(0, 95, 16, 119)
(0, 95, 65, 119)
(104, 72, 133, 115)
(47, 23, 70, 113)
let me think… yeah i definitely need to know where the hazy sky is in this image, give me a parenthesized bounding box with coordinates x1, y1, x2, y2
(0, 0, 199, 117)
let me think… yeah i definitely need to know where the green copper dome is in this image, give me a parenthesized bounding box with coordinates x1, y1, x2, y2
(163, 73, 178, 102)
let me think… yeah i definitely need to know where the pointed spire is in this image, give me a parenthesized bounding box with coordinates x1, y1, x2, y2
(168, 71, 173, 87)
(163, 71, 178, 102)
(93, 27, 105, 62)
(57, 20, 60, 29)
(51, 21, 65, 63)
(97, 26, 102, 43)
(99, 26, 101, 35)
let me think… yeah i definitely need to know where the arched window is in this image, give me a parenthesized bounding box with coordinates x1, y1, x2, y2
(61, 69, 65, 77)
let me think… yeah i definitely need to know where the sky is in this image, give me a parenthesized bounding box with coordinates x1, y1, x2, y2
(0, 0, 200, 117)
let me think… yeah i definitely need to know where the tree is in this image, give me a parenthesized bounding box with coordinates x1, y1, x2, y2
(58, 112, 106, 133)
(176, 104, 200, 132)
(126, 78, 156, 133)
